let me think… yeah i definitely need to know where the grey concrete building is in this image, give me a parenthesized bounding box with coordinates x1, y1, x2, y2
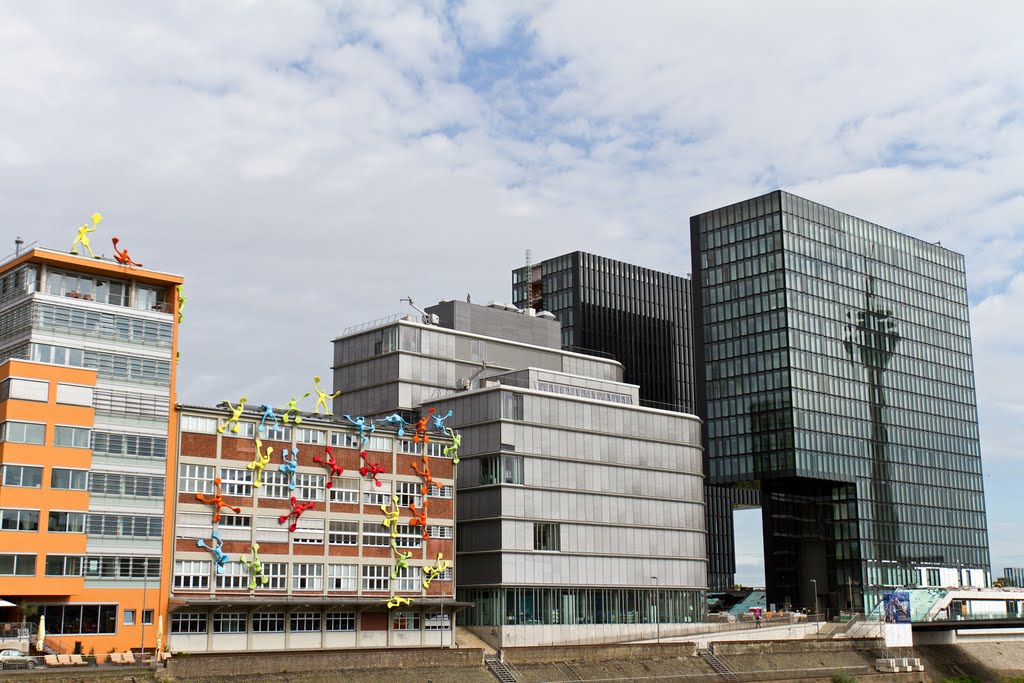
(332, 300, 707, 646)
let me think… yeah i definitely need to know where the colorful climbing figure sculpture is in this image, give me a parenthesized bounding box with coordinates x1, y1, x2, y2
(258, 403, 281, 433)
(281, 392, 310, 424)
(239, 543, 269, 589)
(279, 448, 298, 490)
(432, 409, 453, 432)
(411, 453, 435, 494)
(197, 530, 230, 574)
(422, 553, 451, 588)
(390, 541, 412, 579)
(380, 494, 401, 538)
(382, 413, 408, 437)
(279, 496, 315, 532)
(111, 237, 142, 268)
(218, 397, 248, 434)
(359, 451, 385, 487)
(196, 477, 241, 522)
(385, 596, 413, 609)
(313, 446, 344, 487)
(71, 213, 103, 258)
(408, 498, 430, 539)
(413, 408, 435, 443)
(249, 439, 273, 487)
(312, 376, 340, 415)
(444, 428, 462, 465)
(177, 285, 186, 323)
(344, 415, 375, 444)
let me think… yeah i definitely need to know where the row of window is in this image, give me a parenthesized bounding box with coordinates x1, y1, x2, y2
(170, 610, 447, 634)
(0, 421, 90, 447)
(173, 560, 451, 592)
(0, 553, 163, 577)
(0, 509, 162, 538)
(33, 299, 173, 346)
(0, 377, 93, 406)
(1, 464, 164, 496)
(30, 342, 172, 386)
(177, 512, 452, 546)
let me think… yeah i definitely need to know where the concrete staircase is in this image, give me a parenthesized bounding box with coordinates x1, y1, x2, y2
(697, 646, 738, 682)
(455, 626, 496, 655)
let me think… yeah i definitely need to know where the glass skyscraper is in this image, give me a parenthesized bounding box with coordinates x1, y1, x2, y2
(690, 191, 990, 612)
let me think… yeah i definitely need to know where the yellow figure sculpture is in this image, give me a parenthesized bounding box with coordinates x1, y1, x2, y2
(312, 376, 341, 414)
(385, 596, 413, 609)
(177, 285, 186, 324)
(71, 213, 103, 258)
(218, 397, 248, 434)
(422, 553, 451, 588)
(381, 494, 401, 538)
(281, 392, 310, 424)
(249, 438, 273, 487)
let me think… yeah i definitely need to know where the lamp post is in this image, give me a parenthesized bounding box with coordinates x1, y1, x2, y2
(139, 566, 148, 664)
(810, 579, 819, 639)
(651, 576, 660, 644)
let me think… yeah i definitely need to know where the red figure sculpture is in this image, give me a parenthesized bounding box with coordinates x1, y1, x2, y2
(111, 238, 143, 269)
(279, 496, 315, 532)
(408, 499, 430, 539)
(196, 477, 241, 522)
(413, 408, 435, 443)
(313, 445, 344, 488)
(359, 451, 385, 487)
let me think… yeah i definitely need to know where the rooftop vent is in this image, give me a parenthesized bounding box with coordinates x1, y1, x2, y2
(536, 310, 556, 320)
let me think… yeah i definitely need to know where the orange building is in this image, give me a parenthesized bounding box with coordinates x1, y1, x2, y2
(0, 244, 181, 657)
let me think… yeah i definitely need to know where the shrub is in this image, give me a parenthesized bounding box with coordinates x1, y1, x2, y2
(832, 670, 859, 683)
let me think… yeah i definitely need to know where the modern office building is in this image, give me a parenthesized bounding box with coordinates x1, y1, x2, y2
(0, 243, 182, 654)
(169, 404, 456, 651)
(512, 252, 695, 412)
(333, 300, 707, 646)
(690, 191, 991, 613)
(1004, 568, 1024, 588)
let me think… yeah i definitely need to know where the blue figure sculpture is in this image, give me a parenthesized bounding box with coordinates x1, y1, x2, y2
(279, 447, 298, 490)
(258, 403, 281, 433)
(432, 409, 453, 431)
(344, 414, 376, 444)
(382, 413, 408, 437)
(197, 530, 230, 574)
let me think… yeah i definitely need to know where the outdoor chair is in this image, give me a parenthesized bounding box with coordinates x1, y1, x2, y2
(56, 654, 72, 666)
(122, 651, 137, 665)
(70, 654, 88, 666)
(44, 655, 59, 667)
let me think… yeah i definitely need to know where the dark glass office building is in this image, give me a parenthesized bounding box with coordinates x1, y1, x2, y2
(690, 191, 991, 612)
(512, 252, 695, 413)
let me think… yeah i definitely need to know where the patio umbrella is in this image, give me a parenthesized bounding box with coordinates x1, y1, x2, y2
(37, 615, 45, 650)
(155, 615, 163, 660)
(0, 599, 15, 608)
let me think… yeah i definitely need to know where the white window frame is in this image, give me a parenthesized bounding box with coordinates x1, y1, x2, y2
(259, 471, 291, 500)
(174, 511, 210, 540)
(365, 435, 392, 452)
(289, 612, 321, 632)
(213, 612, 247, 633)
(425, 613, 451, 630)
(263, 424, 291, 441)
(328, 520, 358, 546)
(177, 463, 215, 494)
(53, 424, 91, 449)
(294, 473, 326, 502)
(173, 560, 211, 589)
(328, 564, 357, 591)
(48, 510, 86, 533)
(262, 562, 287, 590)
(217, 514, 252, 542)
(326, 611, 355, 631)
(181, 415, 217, 434)
(330, 477, 360, 504)
(2, 464, 43, 487)
(1, 377, 49, 402)
(295, 427, 326, 445)
(395, 480, 422, 507)
(0, 421, 45, 445)
(427, 525, 453, 539)
(363, 481, 392, 507)
(220, 468, 253, 497)
(171, 613, 207, 634)
(394, 566, 421, 593)
(256, 516, 289, 544)
(362, 522, 391, 547)
(222, 421, 256, 439)
(216, 561, 250, 590)
(392, 611, 420, 630)
(395, 524, 422, 549)
(0, 554, 36, 576)
(0, 508, 40, 532)
(252, 612, 284, 632)
(428, 483, 453, 498)
(293, 516, 324, 545)
(291, 563, 323, 591)
(51, 467, 88, 490)
(362, 564, 390, 592)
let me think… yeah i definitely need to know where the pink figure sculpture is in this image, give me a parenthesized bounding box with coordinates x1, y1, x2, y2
(313, 445, 344, 488)
(279, 496, 315, 532)
(196, 477, 241, 522)
(413, 408, 434, 443)
(359, 451, 385, 487)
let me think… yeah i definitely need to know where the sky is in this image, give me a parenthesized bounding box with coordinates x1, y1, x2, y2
(1, 1, 1021, 582)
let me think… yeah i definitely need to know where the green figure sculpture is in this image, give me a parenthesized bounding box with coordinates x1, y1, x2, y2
(239, 543, 269, 589)
(71, 213, 103, 258)
(281, 392, 310, 424)
(390, 541, 412, 579)
(177, 285, 186, 324)
(312, 376, 341, 415)
(444, 427, 462, 465)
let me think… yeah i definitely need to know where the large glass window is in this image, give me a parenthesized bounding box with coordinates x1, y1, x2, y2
(51, 468, 88, 490)
(54, 425, 91, 449)
(328, 564, 357, 591)
(45, 555, 83, 577)
(171, 613, 207, 634)
(2, 464, 42, 487)
(213, 613, 246, 634)
(252, 612, 284, 632)
(480, 455, 523, 485)
(362, 565, 390, 592)
(0, 554, 35, 576)
(329, 520, 358, 546)
(0, 377, 48, 402)
(533, 523, 561, 551)
(48, 511, 86, 533)
(0, 509, 39, 531)
(173, 560, 211, 589)
(40, 604, 117, 635)
(0, 421, 45, 445)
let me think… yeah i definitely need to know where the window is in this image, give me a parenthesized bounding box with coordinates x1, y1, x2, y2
(48, 511, 86, 533)
(502, 392, 523, 420)
(428, 483, 453, 498)
(213, 613, 247, 633)
(217, 514, 252, 542)
(31, 302, 172, 345)
(392, 611, 420, 630)
(534, 523, 560, 551)
(87, 514, 161, 538)
(181, 415, 217, 434)
(91, 431, 167, 459)
(178, 464, 215, 494)
(427, 525, 453, 539)
(45, 555, 83, 576)
(0, 508, 39, 531)
(296, 428, 326, 445)
(94, 389, 168, 419)
(252, 612, 284, 632)
(400, 440, 443, 457)
(39, 604, 117, 635)
(395, 524, 422, 549)
(364, 481, 392, 507)
(293, 516, 325, 545)
(326, 612, 355, 631)
(395, 480, 422, 507)
(220, 468, 253, 497)
(480, 455, 523, 485)
(362, 522, 391, 547)
(54, 425, 91, 449)
(394, 566, 421, 592)
(84, 556, 159, 579)
(256, 517, 288, 544)
(259, 471, 291, 500)
(328, 564, 357, 591)
(171, 613, 207, 634)
(425, 613, 451, 630)
(2, 464, 42, 487)
(51, 468, 88, 490)
(289, 612, 321, 632)
(330, 478, 360, 504)
(362, 565, 390, 592)
(0, 554, 35, 576)
(263, 424, 290, 441)
(124, 610, 136, 626)
(216, 562, 250, 590)
(365, 435, 391, 452)
(90, 472, 164, 498)
(0, 377, 48, 402)
(82, 349, 171, 385)
(328, 520, 358, 546)
(293, 473, 326, 502)
(262, 562, 287, 590)
(222, 421, 256, 439)
(56, 383, 93, 407)
(175, 511, 210, 540)
(330, 432, 358, 448)
(134, 284, 167, 312)
(174, 560, 211, 589)
(143, 610, 153, 625)
(0, 421, 45, 445)
(292, 563, 323, 591)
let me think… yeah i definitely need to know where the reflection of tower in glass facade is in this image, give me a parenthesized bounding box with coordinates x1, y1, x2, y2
(691, 191, 991, 612)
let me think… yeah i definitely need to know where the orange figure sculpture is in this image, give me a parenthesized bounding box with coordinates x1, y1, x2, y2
(111, 238, 143, 269)
(279, 496, 315, 532)
(413, 408, 435, 443)
(411, 453, 435, 495)
(196, 477, 241, 522)
(408, 498, 430, 539)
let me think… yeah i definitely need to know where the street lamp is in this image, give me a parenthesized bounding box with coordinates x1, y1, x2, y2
(810, 579, 819, 639)
(651, 576, 660, 644)
(140, 566, 148, 664)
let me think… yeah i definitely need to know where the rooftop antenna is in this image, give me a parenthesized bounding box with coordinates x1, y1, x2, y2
(14, 237, 23, 257)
